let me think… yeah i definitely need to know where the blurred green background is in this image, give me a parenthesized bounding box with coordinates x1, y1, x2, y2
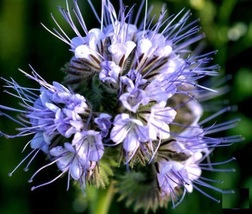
(0, 0, 251, 213)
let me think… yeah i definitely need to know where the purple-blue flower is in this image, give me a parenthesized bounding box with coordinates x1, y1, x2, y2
(94, 113, 112, 137)
(110, 113, 149, 161)
(72, 130, 104, 162)
(0, 0, 243, 212)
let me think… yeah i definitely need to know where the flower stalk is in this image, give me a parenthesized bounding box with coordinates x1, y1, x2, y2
(90, 181, 115, 214)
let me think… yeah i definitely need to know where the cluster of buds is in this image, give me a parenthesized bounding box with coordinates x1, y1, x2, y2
(0, 0, 242, 212)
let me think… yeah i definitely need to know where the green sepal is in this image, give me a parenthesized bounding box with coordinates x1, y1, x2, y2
(115, 166, 171, 213)
(88, 147, 119, 189)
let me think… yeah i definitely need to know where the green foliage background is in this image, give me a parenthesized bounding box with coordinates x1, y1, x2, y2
(0, 0, 251, 213)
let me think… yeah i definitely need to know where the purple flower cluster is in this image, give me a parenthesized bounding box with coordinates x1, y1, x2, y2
(0, 0, 242, 212)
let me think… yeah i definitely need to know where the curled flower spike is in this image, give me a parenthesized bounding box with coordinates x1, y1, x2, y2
(0, 0, 243, 213)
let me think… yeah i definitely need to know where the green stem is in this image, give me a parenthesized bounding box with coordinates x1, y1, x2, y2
(89, 182, 115, 214)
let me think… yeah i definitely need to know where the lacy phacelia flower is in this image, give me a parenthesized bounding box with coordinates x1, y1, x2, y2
(0, 0, 243, 213)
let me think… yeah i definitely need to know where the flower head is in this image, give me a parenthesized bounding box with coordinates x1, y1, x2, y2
(0, 0, 243, 213)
